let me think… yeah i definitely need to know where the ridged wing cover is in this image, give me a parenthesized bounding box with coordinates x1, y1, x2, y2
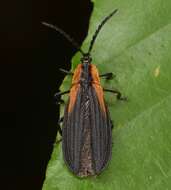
(62, 64, 112, 176)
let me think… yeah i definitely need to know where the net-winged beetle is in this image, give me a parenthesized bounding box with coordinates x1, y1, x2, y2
(42, 9, 127, 177)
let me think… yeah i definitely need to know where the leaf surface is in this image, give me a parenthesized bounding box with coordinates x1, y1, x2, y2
(43, 0, 171, 189)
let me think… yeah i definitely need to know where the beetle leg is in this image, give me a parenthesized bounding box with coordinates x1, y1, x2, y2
(54, 90, 70, 104)
(59, 68, 73, 75)
(100, 72, 115, 80)
(110, 119, 114, 129)
(57, 117, 63, 136)
(54, 91, 69, 143)
(54, 90, 70, 98)
(56, 99, 65, 105)
(103, 88, 127, 101)
(56, 117, 63, 143)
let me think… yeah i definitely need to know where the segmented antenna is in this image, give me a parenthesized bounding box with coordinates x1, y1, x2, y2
(42, 22, 85, 55)
(88, 9, 118, 54)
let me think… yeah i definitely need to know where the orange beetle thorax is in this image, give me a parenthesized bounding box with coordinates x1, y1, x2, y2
(71, 64, 101, 85)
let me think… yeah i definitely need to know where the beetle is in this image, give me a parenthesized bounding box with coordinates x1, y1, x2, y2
(42, 9, 126, 177)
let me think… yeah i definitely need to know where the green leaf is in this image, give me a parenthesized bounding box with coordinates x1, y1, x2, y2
(43, 0, 171, 189)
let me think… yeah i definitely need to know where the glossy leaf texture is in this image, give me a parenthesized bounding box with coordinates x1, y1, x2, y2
(43, 0, 171, 189)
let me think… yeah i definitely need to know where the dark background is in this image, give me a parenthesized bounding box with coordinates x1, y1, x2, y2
(0, 1, 93, 189)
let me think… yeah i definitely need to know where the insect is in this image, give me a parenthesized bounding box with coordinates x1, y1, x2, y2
(42, 9, 126, 177)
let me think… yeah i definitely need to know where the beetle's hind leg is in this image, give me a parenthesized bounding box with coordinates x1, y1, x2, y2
(54, 91, 69, 143)
(56, 117, 63, 143)
(111, 119, 114, 129)
(104, 88, 127, 101)
(57, 117, 63, 136)
(54, 90, 70, 105)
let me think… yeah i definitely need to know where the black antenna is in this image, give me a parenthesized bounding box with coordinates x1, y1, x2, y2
(88, 9, 118, 54)
(42, 22, 85, 55)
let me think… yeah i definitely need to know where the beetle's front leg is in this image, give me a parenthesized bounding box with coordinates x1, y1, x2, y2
(104, 88, 127, 101)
